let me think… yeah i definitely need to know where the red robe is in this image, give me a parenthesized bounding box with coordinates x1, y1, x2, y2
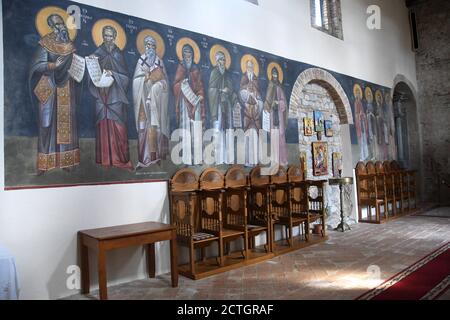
(173, 63, 205, 123)
(89, 44, 133, 170)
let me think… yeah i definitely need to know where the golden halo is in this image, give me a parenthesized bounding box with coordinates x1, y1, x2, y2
(353, 84, 363, 99)
(209, 44, 231, 69)
(136, 29, 165, 58)
(240, 54, 259, 77)
(35, 6, 77, 40)
(375, 90, 383, 105)
(176, 37, 201, 64)
(92, 19, 127, 50)
(365, 86, 373, 103)
(267, 62, 284, 83)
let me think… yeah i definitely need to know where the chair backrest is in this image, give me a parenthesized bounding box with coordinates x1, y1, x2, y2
(306, 180, 326, 213)
(223, 165, 247, 228)
(287, 165, 304, 183)
(375, 161, 384, 174)
(271, 166, 288, 184)
(383, 160, 392, 173)
(356, 161, 367, 176)
(268, 166, 289, 219)
(169, 168, 199, 241)
(170, 168, 199, 191)
(249, 165, 270, 186)
(355, 161, 372, 201)
(199, 168, 224, 190)
(247, 166, 270, 225)
(225, 165, 248, 188)
(198, 168, 224, 234)
(366, 161, 376, 175)
(390, 160, 401, 171)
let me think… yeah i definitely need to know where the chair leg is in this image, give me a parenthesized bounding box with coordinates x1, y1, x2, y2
(285, 226, 289, 244)
(384, 200, 389, 221)
(263, 232, 269, 253)
(189, 243, 196, 276)
(271, 223, 275, 252)
(375, 204, 380, 223)
(321, 217, 326, 237)
(300, 224, 304, 241)
(267, 227, 273, 253)
(243, 234, 249, 259)
(289, 224, 293, 246)
(218, 239, 224, 267)
(392, 197, 396, 216)
(403, 197, 406, 214)
(305, 222, 310, 242)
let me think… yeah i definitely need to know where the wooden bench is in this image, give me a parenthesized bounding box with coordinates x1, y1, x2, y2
(78, 221, 178, 300)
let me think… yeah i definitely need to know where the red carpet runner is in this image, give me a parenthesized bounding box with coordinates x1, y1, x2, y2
(357, 242, 450, 300)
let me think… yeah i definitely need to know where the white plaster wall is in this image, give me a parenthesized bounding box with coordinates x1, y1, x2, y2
(0, 0, 417, 299)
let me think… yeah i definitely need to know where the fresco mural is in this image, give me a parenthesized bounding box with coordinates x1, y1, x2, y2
(352, 83, 397, 163)
(2, 0, 394, 189)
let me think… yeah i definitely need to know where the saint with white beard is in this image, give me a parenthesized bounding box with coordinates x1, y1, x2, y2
(132, 31, 169, 168)
(239, 54, 263, 166)
(173, 38, 205, 165)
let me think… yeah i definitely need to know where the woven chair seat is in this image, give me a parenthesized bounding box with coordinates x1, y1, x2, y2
(192, 232, 216, 241)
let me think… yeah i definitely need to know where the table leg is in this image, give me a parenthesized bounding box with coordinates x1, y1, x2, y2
(147, 243, 156, 278)
(80, 242, 90, 294)
(170, 230, 178, 287)
(98, 248, 107, 300)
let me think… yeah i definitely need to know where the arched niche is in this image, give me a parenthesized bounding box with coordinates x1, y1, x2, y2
(391, 75, 422, 200)
(289, 68, 355, 227)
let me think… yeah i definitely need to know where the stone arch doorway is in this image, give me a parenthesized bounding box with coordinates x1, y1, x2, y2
(289, 68, 355, 227)
(391, 76, 422, 200)
(289, 68, 353, 125)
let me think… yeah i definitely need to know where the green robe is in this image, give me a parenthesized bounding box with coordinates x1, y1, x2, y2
(208, 67, 238, 129)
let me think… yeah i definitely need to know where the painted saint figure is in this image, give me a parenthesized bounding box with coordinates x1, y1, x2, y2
(353, 84, 369, 161)
(239, 55, 263, 166)
(88, 22, 133, 170)
(385, 92, 397, 159)
(29, 12, 81, 174)
(132, 31, 169, 167)
(365, 86, 378, 159)
(375, 90, 388, 159)
(264, 63, 288, 166)
(208, 46, 240, 164)
(173, 39, 205, 165)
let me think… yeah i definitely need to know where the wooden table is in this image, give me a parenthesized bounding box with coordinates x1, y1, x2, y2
(78, 221, 178, 300)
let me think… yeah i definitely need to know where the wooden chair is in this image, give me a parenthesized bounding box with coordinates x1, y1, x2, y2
(391, 160, 409, 214)
(247, 166, 273, 252)
(169, 168, 220, 277)
(223, 166, 250, 259)
(286, 165, 309, 241)
(355, 161, 385, 223)
(406, 169, 417, 210)
(270, 166, 302, 248)
(199, 168, 248, 266)
(373, 161, 395, 220)
(382, 161, 399, 217)
(305, 179, 327, 237)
